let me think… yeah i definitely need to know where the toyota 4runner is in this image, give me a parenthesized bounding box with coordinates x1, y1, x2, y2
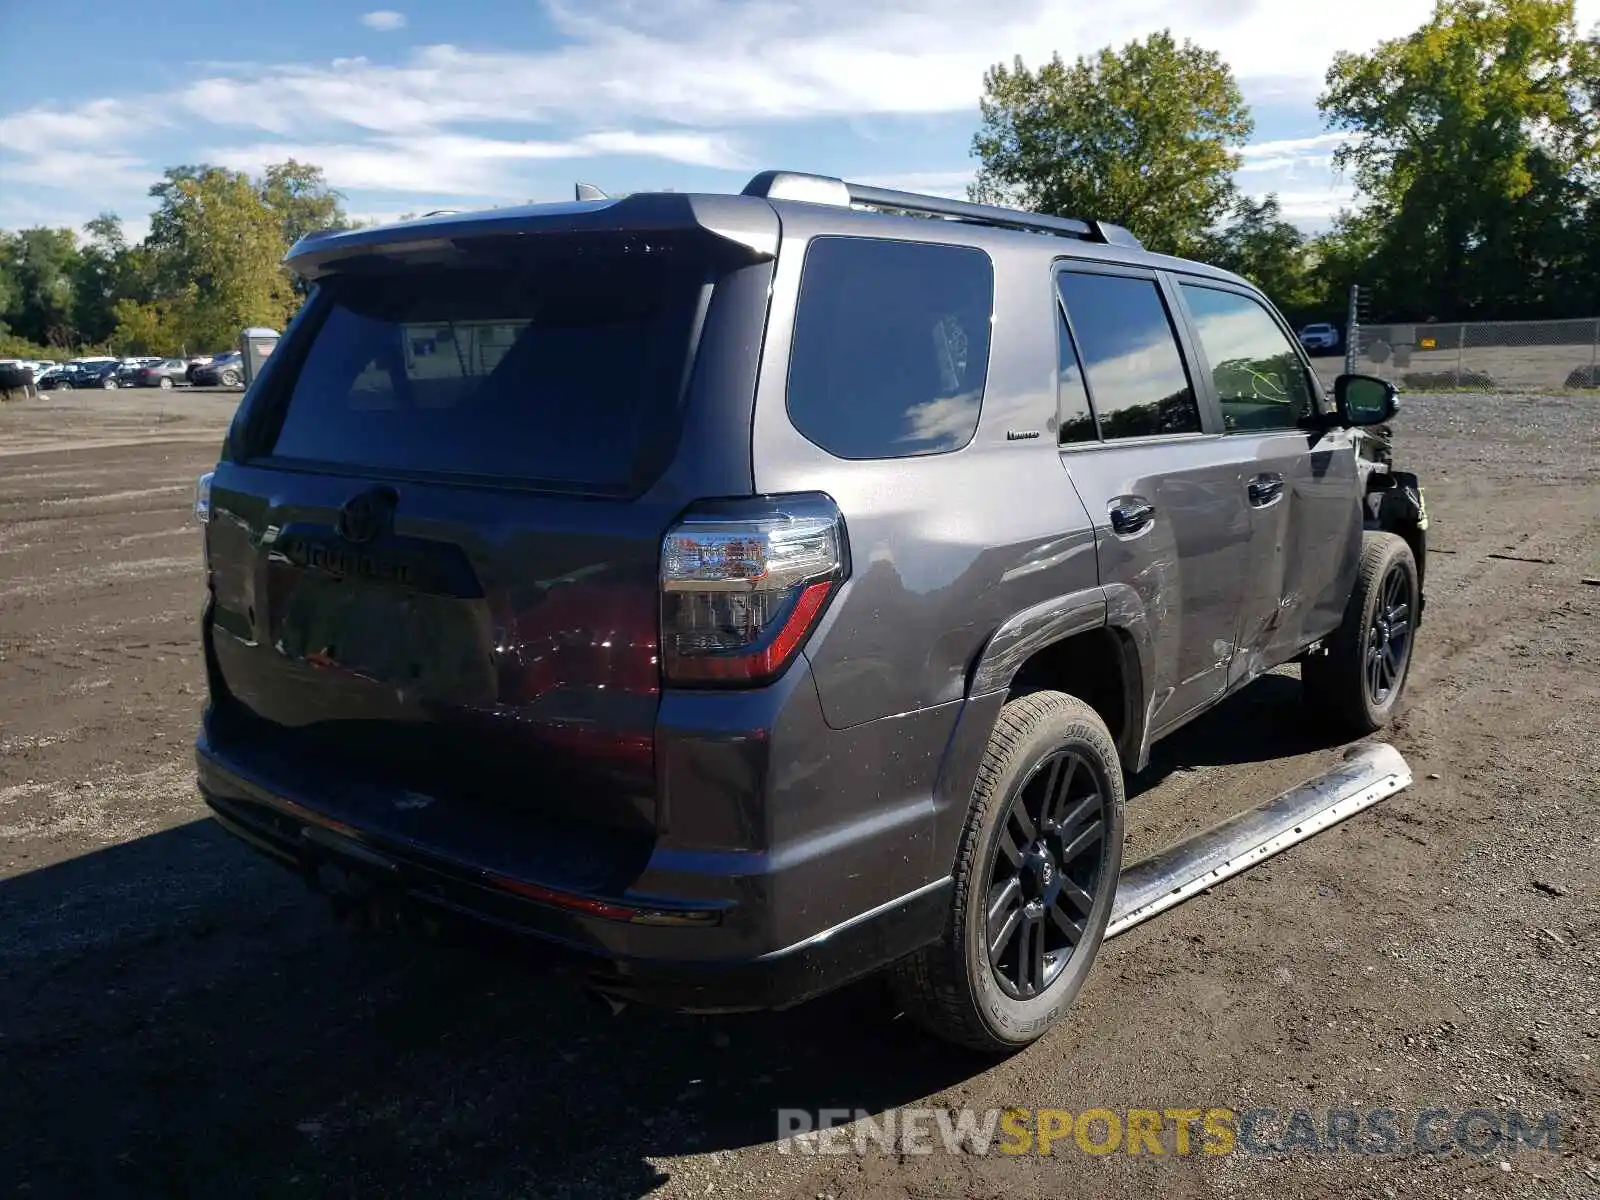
(193, 170, 1427, 1051)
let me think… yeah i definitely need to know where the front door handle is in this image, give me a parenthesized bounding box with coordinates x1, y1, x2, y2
(1109, 496, 1156, 537)
(1247, 473, 1285, 507)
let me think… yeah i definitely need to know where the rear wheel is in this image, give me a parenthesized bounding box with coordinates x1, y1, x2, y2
(221, 369, 240, 387)
(158, 376, 173, 390)
(102, 377, 117, 390)
(889, 690, 1123, 1052)
(1303, 531, 1418, 734)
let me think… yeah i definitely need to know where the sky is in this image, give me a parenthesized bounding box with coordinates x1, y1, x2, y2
(2, 0, 1597, 241)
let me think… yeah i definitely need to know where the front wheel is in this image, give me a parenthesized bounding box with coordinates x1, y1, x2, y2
(158, 376, 173, 390)
(1303, 531, 1419, 735)
(889, 690, 1124, 1052)
(102, 377, 117, 390)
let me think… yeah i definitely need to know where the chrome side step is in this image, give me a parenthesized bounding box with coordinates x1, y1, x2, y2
(1107, 742, 1412, 939)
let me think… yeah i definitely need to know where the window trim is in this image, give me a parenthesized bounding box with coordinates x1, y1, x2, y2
(783, 233, 997, 462)
(1051, 260, 1214, 448)
(1166, 273, 1328, 434)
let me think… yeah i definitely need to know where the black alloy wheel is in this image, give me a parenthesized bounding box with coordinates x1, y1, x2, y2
(985, 747, 1107, 1000)
(1366, 561, 1413, 706)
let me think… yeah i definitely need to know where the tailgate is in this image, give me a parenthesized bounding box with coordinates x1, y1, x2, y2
(199, 223, 773, 837)
(205, 470, 669, 834)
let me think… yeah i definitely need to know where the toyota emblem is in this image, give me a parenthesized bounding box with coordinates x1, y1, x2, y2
(335, 488, 394, 544)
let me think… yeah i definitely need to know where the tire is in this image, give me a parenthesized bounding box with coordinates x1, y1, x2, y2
(158, 376, 173, 390)
(221, 369, 240, 387)
(102, 377, 117, 389)
(1302, 531, 1419, 735)
(889, 690, 1124, 1052)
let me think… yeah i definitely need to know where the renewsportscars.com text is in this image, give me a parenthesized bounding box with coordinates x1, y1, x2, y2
(776, 1106, 1563, 1158)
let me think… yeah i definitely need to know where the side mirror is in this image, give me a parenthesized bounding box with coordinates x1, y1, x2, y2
(1333, 373, 1399, 427)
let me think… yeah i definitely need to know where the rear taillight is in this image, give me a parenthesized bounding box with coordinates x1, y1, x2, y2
(660, 494, 847, 685)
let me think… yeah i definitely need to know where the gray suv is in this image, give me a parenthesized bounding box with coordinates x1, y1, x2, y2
(193, 170, 1426, 1051)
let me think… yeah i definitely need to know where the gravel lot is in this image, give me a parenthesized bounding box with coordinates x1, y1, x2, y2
(1, 387, 1597, 1199)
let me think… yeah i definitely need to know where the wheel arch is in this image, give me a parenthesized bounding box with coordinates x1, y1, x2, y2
(1365, 469, 1427, 623)
(930, 588, 1154, 878)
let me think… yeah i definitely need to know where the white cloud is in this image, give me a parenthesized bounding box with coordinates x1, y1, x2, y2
(32, 0, 1490, 151)
(3, 150, 152, 192)
(9, 0, 1599, 229)
(360, 10, 407, 31)
(207, 130, 747, 195)
(1249, 187, 1362, 228)
(573, 130, 747, 169)
(1239, 133, 1354, 159)
(0, 98, 153, 156)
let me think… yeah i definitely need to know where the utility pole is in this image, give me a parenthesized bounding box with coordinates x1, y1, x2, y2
(1344, 284, 1360, 376)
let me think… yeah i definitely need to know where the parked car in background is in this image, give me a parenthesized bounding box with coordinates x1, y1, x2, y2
(1298, 322, 1341, 354)
(191, 351, 242, 387)
(0, 358, 56, 383)
(73, 359, 124, 389)
(116, 357, 163, 386)
(0, 361, 36, 395)
(130, 358, 190, 388)
(185, 354, 215, 383)
(38, 356, 118, 389)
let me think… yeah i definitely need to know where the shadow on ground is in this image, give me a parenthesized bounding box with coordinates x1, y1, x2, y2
(0, 674, 1347, 1198)
(1, 822, 984, 1198)
(1128, 670, 1347, 800)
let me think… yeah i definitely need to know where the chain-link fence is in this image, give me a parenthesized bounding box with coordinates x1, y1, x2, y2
(1343, 318, 1600, 392)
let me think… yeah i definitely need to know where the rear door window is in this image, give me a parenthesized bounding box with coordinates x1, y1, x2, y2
(787, 237, 993, 459)
(263, 258, 711, 490)
(1056, 271, 1201, 439)
(1179, 284, 1314, 431)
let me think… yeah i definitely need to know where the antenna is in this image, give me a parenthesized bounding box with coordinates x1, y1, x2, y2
(575, 182, 610, 201)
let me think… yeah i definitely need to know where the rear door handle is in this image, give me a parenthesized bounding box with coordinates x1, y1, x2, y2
(1247, 473, 1285, 507)
(1109, 497, 1156, 537)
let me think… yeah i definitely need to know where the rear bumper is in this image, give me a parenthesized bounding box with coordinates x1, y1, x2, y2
(196, 719, 952, 1012)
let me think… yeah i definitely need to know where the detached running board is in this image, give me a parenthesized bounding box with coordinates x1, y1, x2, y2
(1107, 742, 1412, 939)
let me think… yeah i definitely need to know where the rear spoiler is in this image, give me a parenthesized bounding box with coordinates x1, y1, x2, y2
(285, 192, 779, 280)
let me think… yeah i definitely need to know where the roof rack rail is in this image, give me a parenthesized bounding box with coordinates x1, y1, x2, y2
(740, 170, 1143, 250)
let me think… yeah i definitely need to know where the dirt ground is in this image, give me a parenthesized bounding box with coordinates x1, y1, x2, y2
(1, 387, 1597, 1199)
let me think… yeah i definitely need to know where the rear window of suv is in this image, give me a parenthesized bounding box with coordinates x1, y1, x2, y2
(261, 255, 711, 490)
(787, 236, 993, 459)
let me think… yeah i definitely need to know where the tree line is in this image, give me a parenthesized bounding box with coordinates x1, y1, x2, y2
(0, 161, 349, 359)
(972, 0, 1600, 325)
(3, 0, 1597, 357)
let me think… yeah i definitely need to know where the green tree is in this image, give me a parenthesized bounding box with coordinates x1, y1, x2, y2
(1320, 0, 1600, 319)
(1203, 195, 1319, 316)
(145, 165, 298, 350)
(260, 159, 350, 250)
(71, 214, 140, 345)
(110, 294, 191, 355)
(971, 31, 1254, 256)
(0, 237, 20, 333)
(0, 227, 80, 346)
